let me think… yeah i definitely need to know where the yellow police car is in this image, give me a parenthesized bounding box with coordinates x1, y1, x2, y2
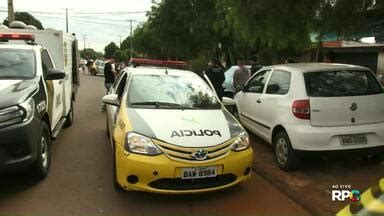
(102, 60, 253, 193)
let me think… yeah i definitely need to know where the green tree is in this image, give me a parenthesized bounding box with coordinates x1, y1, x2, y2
(104, 42, 119, 59)
(3, 12, 44, 29)
(80, 48, 103, 60)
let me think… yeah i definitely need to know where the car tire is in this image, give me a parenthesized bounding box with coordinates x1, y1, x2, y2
(32, 122, 51, 180)
(91, 69, 97, 75)
(64, 100, 74, 127)
(112, 144, 123, 190)
(273, 131, 299, 171)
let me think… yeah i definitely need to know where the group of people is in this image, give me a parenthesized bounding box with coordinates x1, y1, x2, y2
(205, 51, 339, 101)
(205, 56, 262, 101)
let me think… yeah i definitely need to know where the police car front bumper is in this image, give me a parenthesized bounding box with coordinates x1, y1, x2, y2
(0, 117, 40, 171)
(114, 143, 253, 194)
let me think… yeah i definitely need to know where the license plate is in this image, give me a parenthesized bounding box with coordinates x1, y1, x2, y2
(341, 134, 367, 145)
(181, 166, 217, 180)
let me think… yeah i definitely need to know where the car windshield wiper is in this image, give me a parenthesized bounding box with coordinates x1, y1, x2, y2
(130, 102, 197, 110)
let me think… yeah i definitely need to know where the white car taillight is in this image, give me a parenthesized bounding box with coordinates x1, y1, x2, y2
(292, 100, 310, 120)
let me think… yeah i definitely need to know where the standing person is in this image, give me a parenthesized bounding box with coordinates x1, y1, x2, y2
(205, 57, 226, 101)
(323, 51, 335, 63)
(249, 55, 262, 75)
(102, 57, 117, 111)
(284, 58, 296, 63)
(233, 57, 251, 94)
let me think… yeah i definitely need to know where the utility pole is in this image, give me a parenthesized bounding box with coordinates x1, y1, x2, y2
(117, 35, 122, 47)
(7, 0, 15, 23)
(82, 35, 87, 50)
(126, 19, 135, 60)
(65, 8, 69, 33)
(61, 8, 71, 33)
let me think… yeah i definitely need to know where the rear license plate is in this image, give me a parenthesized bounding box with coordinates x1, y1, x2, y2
(181, 166, 217, 180)
(341, 134, 367, 145)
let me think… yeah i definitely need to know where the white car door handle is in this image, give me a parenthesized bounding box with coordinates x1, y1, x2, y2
(257, 99, 261, 103)
(58, 80, 63, 84)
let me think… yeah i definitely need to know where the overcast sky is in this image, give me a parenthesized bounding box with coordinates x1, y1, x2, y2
(0, 0, 154, 52)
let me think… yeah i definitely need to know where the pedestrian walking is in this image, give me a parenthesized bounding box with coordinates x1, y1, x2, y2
(233, 57, 251, 94)
(205, 57, 226, 101)
(102, 57, 117, 111)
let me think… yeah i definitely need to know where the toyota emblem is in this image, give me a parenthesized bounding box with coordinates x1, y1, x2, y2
(350, 103, 358, 111)
(192, 149, 208, 161)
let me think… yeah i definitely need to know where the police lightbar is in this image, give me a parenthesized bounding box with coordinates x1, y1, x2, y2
(0, 34, 35, 41)
(130, 58, 188, 67)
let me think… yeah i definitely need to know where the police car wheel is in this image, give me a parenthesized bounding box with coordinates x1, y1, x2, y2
(273, 131, 299, 171)
(64, 101, 74, 127)
(32, 122, 51, 180)
(112, 144, 123, 190)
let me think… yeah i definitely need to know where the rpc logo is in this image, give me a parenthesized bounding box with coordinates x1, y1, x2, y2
(331, 185, 361, 202)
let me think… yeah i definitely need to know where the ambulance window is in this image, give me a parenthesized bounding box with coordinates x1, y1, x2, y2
(41, 50, 54, 77)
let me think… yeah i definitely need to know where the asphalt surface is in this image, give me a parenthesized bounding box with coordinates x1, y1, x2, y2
(0, 73, 308, 216)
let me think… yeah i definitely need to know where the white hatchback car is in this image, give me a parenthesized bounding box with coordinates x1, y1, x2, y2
(234, 63, 384, 170)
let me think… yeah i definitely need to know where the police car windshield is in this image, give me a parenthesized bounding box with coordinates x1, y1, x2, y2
(0, 49, 35, 79)
(128, 74, 221, 110)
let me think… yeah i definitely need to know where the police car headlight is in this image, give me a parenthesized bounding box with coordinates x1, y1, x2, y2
(125, 132, 162, 156)
(19, 98, 35, 122)
(231, 132, 250, 151)
(0, 98, 35, 129)
(0, 106, 24, 128)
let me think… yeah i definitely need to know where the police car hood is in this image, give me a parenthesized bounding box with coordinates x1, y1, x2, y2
(0, 80, 38, 109)
(127, 108, 244, 147)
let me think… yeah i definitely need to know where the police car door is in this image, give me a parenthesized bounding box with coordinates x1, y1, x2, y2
(107, 72, 127, 138)
(41, 49, 64, 129)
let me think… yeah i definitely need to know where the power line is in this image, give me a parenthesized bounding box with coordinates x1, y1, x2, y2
(0, 7, 148, 15)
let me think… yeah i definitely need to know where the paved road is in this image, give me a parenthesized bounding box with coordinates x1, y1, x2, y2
(0, 74, 308, 216)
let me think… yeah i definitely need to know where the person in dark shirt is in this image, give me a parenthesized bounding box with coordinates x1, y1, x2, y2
(205, 57, 225, 101)
(104, 57, 117, 92)
(102, 57, 117, 111)
(249, 55, 262, 75)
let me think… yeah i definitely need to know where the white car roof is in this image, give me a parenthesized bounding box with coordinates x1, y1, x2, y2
(265, 63, 369, 73)
(127, 67, 198, 77)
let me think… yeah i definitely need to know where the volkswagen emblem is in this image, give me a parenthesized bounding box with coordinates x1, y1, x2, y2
(192, 149, 208, 161)
(350, 103, 358, 111)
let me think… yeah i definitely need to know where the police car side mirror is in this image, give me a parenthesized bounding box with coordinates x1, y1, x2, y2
(222, 97, 236, 106)
(102, 94, 119, 106)
(45, 69, 65, 80)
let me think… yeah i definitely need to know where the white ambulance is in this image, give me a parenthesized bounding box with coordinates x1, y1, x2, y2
(0, 23, 79, 179)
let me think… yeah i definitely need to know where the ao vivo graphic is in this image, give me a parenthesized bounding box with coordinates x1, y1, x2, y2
(331, 185, 361, 202)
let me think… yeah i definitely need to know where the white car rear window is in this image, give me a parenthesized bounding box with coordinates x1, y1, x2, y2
(304, 70, 383, 97)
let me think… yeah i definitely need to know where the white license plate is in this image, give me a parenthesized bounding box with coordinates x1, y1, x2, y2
(341, 134, 367, 145)
(181, 166, 217, 180)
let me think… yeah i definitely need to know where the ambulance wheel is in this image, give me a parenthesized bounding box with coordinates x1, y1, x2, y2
(64, 101, 74, 127)
(112, 144, 123, 190)
(32, 122, 51, 180)
(273, 131, 299, 171)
